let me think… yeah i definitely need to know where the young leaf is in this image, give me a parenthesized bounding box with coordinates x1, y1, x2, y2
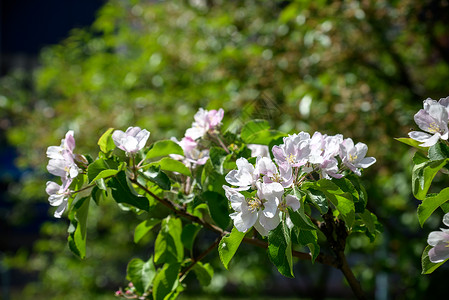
(97, 128, 116, 153)
(268, 222, 294, 278)
(241, 119, 286, 145)
(202, 191, 230, 230)
(288, 208, 317, 231)
(305, 189, 328, 214)
(181, 224, 201, 253)
(417, 187, 449, 227)
(146, 140, 184, 160)
(219, 227, 246, 269)
(108, 171, 150, 211)
(87, 158, 119, 183)
(67, 197, 90, 259)
(152, 263, 181, 300)
(359, 209, 376, 234)
(134, 218, 161, 243)
(142, 166, 171, 191)
(127, 257, 156, 295)
(296, 229, 320, 262)
(154, 216, 184, 264)
(412, 151, 449, 200)
(395, 137, 428, 153)
(209, 147, 228, 174)
(422, 245, 449, 274)
(192, 262, 214, 286)
(145, 157, 191, 176)
(429, 142, 449, 161)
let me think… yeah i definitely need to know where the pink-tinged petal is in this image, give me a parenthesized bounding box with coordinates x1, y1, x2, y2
(272, 146, 286, 163)
(285, 194, 300, 211)
(47, 146, 63, 159)
(255, 157, 277, 177)
(262, 200, 278, 218)
(47, 159, 69, 177)
(420, 133, 441, 147)
(53, 202, 68, 218)
(357, 157, 376, 168)
(48, 194, 65, 206)
(112, 130, 126, 149)
(443, 213, 449, 227)
(427, 231, 449, 246)
(123, 137, 139, 153)
(240, 209, 258, 230)
(428, 243, 449, 263)
(259, 212, 280, 231)
(247, 144, 270, 158)
(185, 126, 205, 140)
(408, 131, 432, 142)
(355, 143, 368, 160)
(64, 130, 76, 152)
(46, 181, 60, 195)
(135, 129, 150, 150)
(125, 126, 142, 137)
(253, 221, 269, 236)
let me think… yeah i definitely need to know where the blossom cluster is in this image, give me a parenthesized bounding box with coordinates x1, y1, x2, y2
(112, 126, 150, 154)
(172, 108, 224, 166)
(223, 131, 376, 235)
(427, 212, 449, 263)
(409, 97, 449, 147)
(45, 131, 80, 218)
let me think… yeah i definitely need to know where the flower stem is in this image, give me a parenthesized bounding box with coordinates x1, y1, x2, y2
(179, 238, 221, 282)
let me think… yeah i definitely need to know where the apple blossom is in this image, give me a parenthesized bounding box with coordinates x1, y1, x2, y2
(247, 144, 270, 158)
(112, 126, 150, 154)
(340, 138, 376, 176)
(256, 157, 293, 188)
(428, 213, 449, 263)
(185, 108, 224, 140)
(171, 136, 209, 166)
(46, 179, 72, 218)
(409, 98, 449, 147)
(225, 157, 259, 190)
(272, 133, 310, 167)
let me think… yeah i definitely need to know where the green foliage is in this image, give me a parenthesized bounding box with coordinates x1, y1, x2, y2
(152, 263, 181, 300)
(192, 262, 214, 286)
(127, 257, 156, 295)
(241, 120, 286, 145)
(134, 218, 161, 243)
(97, 128, 116, 153)
(218, 227, 246, 270)
(268, 222, 294, 278)
(202, 191, 230, 230)
(421, 245, 449, 275)
(67, 197, 90, 259)
(146, 140, 184, 160)
(154, 216, 183, 264)
(108, 171, 150, 211)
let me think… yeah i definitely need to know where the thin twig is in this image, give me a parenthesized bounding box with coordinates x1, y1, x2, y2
(179, 238, 221, 282)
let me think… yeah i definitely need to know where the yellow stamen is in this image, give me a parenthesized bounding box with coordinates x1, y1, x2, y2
(247, 197, 263, 213)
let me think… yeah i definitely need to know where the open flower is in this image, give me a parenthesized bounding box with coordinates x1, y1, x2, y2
(256, 157, 293, 188)
(46, 130, 80, 179)
(225, 157, 259, 191)
(223, 182, 283, 236)
(409, 98, 449, 147)
(185, 108, 224, 140)
(247, 144, 270, 158)
(112, 126, 150, 154)
(174, 136, 209, 166)
(428, 213, 449, 263)
(46, 179, 72, 218)
(272, 133, 310, 167)
(46, 130, 76, 160)
(340, 138, 376, 176)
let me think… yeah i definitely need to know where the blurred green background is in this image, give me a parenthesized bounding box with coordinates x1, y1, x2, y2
(1, 0, 449, 299)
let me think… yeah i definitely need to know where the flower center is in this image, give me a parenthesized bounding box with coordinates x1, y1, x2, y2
(428, 122, 441, 134)
(247, 197, 264, 213)
(286, 153, 296, 164)
(271, 173, 282, 183)
(278, 201, 288, 213)
(349, 154, 358, 162)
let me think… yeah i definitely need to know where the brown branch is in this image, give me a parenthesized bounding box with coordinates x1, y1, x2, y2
(132, 175, 339, 268)
(179, 238, 221, 282)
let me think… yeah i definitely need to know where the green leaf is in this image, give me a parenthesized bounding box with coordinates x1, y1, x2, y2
(412, 154, 449, 200)
(87, 158, 119, 183)
(202, 191, 230, 230)
(422, 245, 449, 274)
(304, 179, 355, 228)
(209, 147, 228, 174)
(218, 227, 246, 269)
(288, 208, 317, 231)
(134, 218, 161, 243)
(359, 209, 376, 234)
(429, 142, 449, 161)
(201, 160, 227, 194)
(154, 216, 184, 264)
(193, 262, 214, 286)
(181, 224, 201, 252)
(296, 229, 320, 262)
(152, 263, 181, 300)
(146, 140, 184, 160)
(417, 187, 449, 227)
(332, 178, 362, 213)
(240, 119, 286, 145)
(91, 169, 119, 182)
(395, 137, 428, 153)
(127, 257, 156, 295)
(268, 222, 294, 278)
(305, 189, 328, 214)
(97, 128, 116, 153)
(346, 174, 368, 213)
(142, 166, 171, 191)
(145, 157, 191, 176)
(67, 197, 90, 259)
(108, 171, 150, 211)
